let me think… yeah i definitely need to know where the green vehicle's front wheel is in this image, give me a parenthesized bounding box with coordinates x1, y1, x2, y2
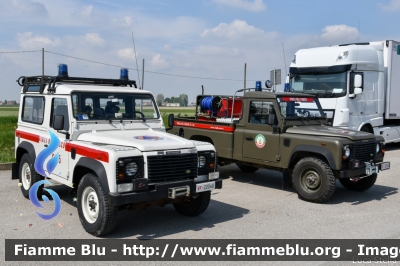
(292, 157, 336, 203)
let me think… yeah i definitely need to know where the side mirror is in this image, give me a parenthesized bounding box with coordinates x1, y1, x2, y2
(53, 115, 64, 130)
(354, 87, 362, 95)
(268, 114, 275, 125)
(354, 74, 363, 88)
(168, 114, 174, 128)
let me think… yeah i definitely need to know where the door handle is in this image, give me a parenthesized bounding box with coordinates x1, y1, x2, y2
(245, 137, 253, 141)
(44, 144, 48, 147)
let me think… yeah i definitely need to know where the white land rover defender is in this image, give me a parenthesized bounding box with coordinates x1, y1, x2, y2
(12, 65, 221, 236)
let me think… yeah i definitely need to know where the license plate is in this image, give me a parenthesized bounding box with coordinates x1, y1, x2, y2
(209, 172, 219, 180)
(365, 165, 378, 175)
(380, 162, 390, 171)
(196, 181, 215, 193)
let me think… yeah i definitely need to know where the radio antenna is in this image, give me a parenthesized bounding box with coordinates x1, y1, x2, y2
(355, 19, 360, 70)
(131, 32, 141, 89)
(282, 42, 287, 76)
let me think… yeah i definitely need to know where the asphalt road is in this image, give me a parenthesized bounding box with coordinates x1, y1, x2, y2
(1, 144, 400, 266)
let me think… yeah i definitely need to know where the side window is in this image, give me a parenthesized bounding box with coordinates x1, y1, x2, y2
(248, 101, 275, 124)
(22, 97, 45, 124)
(50, 98, 69, 131)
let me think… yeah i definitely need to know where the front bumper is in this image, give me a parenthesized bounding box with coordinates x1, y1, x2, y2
(108, 179, 222, 206)
(339, 161, 390, 179)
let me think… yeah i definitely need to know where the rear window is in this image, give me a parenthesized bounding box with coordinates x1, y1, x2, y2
(21, 96, 45, 124)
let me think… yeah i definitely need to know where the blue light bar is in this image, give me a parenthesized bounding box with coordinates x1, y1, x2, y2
(120, 68, 129, 80)
(255, 81, 262, 91)
(58, 64, 68, 77)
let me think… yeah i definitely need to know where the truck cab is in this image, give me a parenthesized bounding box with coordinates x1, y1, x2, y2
(290, 40, 400, 143)
(13, 65, 221, 236)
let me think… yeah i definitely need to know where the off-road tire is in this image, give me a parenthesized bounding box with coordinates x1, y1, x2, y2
(19, 153, 44, 199)
(77, 173, 117, 236)
(292, 157, 336, 203)
(173, 191, 211, 216)
(339, 173, 377, 192)
(236, 163, 259, 173)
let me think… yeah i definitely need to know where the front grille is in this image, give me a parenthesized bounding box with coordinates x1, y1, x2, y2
(147, 153, 198, 182)
(353, 140, 376, 162)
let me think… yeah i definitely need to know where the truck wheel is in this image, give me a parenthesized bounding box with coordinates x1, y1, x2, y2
(292, 157, 336, 203)
(19, 153, 43, 199)
(339, 174, 377, 192)
(236, 163, 259, 173)
(173, 191, 211, 216)
(77, 173, 117, 236)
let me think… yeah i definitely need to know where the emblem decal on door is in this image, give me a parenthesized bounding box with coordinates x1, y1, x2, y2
(255, 134, 266, 148)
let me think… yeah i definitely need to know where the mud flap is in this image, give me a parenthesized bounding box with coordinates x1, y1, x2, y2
(11, 163, 19, 180)
(282, 169, 293, 189)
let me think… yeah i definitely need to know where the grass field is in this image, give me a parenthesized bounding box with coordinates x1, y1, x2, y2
(0, 106, 195, 163)
(0, 116, 17, 163)
(0, 107, 19, 116)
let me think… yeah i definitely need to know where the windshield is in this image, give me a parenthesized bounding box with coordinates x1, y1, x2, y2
(277, 96, 325, 119)
(71, 92, 159, 121)
(289, 72, 347, 98)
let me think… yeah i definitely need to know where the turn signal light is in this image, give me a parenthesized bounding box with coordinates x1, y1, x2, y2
(118, 173, 124, 180)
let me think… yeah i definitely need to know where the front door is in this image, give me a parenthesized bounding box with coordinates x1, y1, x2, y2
(243, 100, 280, 163)
(47, 97, 70, 181)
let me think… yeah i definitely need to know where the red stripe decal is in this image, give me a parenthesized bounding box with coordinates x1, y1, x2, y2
(15, 130, 40, 143)
(65, 143, 109, 163)
(174, 121, 235, 133)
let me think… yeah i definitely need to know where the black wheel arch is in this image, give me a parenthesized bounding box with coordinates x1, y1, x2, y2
(73, 157, 110, 193)
(289, 145, 337, 170)
(16, 141, 36, 163)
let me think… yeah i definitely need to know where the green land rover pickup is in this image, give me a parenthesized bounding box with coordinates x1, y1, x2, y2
(168, 89, 390, 203)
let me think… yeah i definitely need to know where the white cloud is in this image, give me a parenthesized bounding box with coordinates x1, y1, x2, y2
(202, 20, 269, 40)
(117, 48, 137, 61)
(380, 0, 400, 12)
(17, 32, 60, 49)
(214, 0, 266, 11)
(311, 25, 359, 46)
(151, 54, 170, 68)
(84, 33, 105, 46)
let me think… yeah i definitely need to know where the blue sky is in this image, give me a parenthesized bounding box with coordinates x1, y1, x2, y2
(1, 0, 400, 103)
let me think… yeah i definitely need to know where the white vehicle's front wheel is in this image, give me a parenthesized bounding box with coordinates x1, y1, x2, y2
(77, 173, 117, 236)
(19, 153, 43, 199)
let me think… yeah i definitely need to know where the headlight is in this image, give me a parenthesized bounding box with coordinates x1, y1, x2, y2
(343, 145, 351, 158)
(376, 143, 380, 153)
(125, 162, 138, 176)
(198, 156, 206, 168)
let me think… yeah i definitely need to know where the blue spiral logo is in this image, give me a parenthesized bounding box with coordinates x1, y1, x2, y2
(29, 180, 61, 220)
(31, 130, 62, 220)
(34, 131, 60, 177)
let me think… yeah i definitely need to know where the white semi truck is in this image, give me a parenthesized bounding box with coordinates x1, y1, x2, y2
(289, 40, 400, 143)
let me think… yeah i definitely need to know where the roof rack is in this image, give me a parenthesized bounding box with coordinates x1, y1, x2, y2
(16, 75, 137, 94)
